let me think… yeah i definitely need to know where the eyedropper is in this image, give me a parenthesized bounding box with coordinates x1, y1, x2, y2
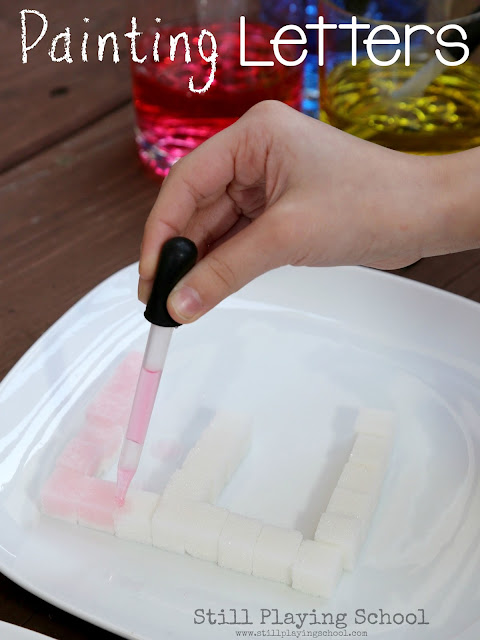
(115, 237, 198, 506)
(393, 7, 480, 100)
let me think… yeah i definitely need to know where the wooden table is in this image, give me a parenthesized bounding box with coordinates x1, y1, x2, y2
(1, 2, 479, 638)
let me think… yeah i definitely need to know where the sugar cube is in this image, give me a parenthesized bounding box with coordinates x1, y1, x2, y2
(56, 437, 105, 477)
(85, 352, 142, 429)
(349, 433, 392, 473)
(354, 408, 395, 440)
(151, 499, 193, 554)
(218, 513, 263, 575)
(108, 352, 143, 393)
(184, 503, 229, 562)
(80, 420, 124, 448)
(114, 489, 160, 545)
(198, 411, 252, 478)
(314, 513, 364, 571)
(86, 393, 133, 430)
(77, 477, 117, 534)
(40, 467, 85, 524)
(326, 487, 377, 535)
(180, 455, 228, 503)
(162, 469, 212, 503)
(337, 462, 384, 498)
(252, 525, 303, 585)
(292, 541, 343, 598)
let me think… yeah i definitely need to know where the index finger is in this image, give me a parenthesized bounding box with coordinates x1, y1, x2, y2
(139, 122, 242, 283)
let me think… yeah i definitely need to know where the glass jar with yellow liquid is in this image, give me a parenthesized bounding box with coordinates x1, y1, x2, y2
(319, 1, 480, 153)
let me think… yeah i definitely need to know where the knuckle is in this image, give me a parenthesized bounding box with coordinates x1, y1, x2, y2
(245, 100, 289, 121)
(205, 254, 237, 292)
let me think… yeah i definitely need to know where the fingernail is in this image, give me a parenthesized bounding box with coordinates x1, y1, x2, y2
(169, 286, 203, 321)
(138, 278, 150, 304)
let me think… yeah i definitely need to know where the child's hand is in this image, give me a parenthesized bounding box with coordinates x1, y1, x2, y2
(138, 101, 442, 323)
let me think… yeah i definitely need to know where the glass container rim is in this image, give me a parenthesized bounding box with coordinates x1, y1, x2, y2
(319, 0, 480, 28)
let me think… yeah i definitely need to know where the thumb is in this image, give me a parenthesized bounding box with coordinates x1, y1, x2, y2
(167, 214, 288, 323)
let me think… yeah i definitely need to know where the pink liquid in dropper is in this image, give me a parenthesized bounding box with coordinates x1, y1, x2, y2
(115, 367, 163, 505)
(126, 368, 163, 444)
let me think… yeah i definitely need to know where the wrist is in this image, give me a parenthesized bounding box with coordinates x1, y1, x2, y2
(421, 149, 480, 258)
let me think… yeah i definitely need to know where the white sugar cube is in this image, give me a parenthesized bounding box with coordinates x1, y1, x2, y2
(354, 408, 395, 440)
(162, 469, 211, 503)
(314, 513, 364, 571)
(252, 525, 303, 585)
(180, 456, 228, 503)
(292, 541, 343, 598)
(337, 462, 384, 498)
(184, 503, 229, 562)
(326, 487, 377, 535)
(218, 513, 263, 575)
(181, 445, 208, 471)
(151, 499, 193, 554)
(179, 412, 252, 503)
(114, 489, 160, 545)
(349, 433, 392, 473)
(198, 411, 252, 477)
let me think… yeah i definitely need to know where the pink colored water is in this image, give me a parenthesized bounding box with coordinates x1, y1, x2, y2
(132, 22, 303, 176)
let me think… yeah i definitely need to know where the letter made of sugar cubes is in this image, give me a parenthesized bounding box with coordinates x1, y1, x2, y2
(86, 351, 143, 429)
(40, 467, 85, 524)
(184, 502, 229, 562)
(218, 513, 263, 575)
(114, 489, 160, 545)
(326, 487, 377, 536)
(292, 540, 343, 598)
(151, 499, 194, 554)
(354, 408, 395, 441)
(314, 513, 363, 571)
(252, 525, 303, 585)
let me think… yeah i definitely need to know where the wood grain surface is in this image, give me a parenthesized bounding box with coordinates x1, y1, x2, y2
(0, 0, 131, 173)
(0, 1, 479, 638)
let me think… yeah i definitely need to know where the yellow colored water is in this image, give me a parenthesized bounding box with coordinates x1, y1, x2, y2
(320, 58, 480, 153)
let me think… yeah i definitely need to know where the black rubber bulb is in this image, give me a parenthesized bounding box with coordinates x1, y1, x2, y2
(446, 6, 480, 61)
(144, 237, 198, 327)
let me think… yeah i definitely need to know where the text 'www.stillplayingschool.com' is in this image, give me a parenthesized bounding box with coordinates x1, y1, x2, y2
(20, 11, 472, 94)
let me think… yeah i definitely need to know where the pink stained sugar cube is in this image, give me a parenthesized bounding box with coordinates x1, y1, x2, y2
(77, 477, 117, 534)
(79, 421, 124, 470)
(40, 467, 85, 524)
(56, 437, 105, 477)
(86, 394, 134, 431)
(85, 352, 143, 429)
(107, 352, 143, 394)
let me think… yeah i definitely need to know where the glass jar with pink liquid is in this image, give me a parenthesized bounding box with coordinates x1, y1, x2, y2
(130, 0, 305, 177)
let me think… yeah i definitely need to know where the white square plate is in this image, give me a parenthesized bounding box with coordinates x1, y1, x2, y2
(1, 264, 480, 640)
(0, 622, 54, 640)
